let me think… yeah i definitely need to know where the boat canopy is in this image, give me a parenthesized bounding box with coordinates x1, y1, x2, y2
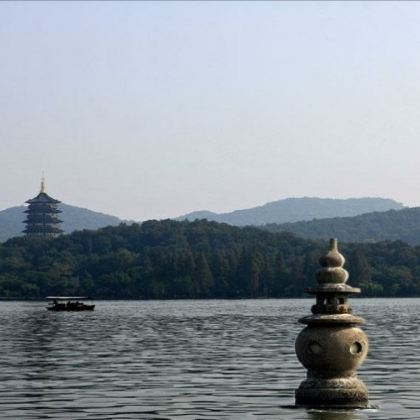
(46, 296, 92, 300)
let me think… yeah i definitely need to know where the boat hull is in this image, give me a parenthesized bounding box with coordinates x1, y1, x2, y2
(47, 305, 95, 311)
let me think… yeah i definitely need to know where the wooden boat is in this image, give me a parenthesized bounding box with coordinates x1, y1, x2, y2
(46, 296, 95, 311)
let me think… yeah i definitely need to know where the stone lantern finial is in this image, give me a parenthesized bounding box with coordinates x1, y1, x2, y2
(295, 239, 369, 408)
(316, 238, 348, 286)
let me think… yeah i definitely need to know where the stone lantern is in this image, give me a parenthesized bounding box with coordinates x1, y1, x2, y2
(295, 238, 369, 408)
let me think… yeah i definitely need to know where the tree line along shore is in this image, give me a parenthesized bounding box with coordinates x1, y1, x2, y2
(0, 219, 418, 299)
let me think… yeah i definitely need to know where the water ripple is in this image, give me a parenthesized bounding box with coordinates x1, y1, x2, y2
(0, 299, 418, 419)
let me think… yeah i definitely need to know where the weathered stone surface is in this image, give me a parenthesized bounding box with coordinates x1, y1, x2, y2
(296, 326, 368, 374)
(294, 238, 369, 408)
(299, 314, 365, 325)
(295, 377, 369, 408)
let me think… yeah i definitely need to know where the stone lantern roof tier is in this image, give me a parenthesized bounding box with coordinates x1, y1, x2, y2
(299, 313, 365, 325)
(305, 284, 361, 294)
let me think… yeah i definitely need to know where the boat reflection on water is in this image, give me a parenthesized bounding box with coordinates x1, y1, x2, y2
(46, 296, 95, 311)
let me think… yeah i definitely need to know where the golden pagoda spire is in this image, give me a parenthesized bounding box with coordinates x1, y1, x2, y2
(40, 173, 46, 193)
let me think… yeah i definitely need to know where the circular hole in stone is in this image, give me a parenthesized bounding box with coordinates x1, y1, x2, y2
(308, 341, 322, 355)
(350, 342, 362, 354)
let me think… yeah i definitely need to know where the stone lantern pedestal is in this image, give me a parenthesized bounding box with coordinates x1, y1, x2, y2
(295, 239, 369, 408)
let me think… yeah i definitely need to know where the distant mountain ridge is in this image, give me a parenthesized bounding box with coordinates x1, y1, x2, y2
(0, 203, 122, 242)
(178, 197, 404, 226)
(0, 197, 408, 243)
(262, 207, 420, 245)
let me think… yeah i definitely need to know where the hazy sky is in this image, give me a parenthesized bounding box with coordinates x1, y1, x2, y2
(1, 1, 420, 220)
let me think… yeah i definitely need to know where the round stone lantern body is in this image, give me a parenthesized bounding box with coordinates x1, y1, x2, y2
(295, 325, 368, 375)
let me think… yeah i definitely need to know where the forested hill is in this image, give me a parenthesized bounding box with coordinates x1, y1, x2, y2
(0, 204, 122, 242)
(178, 197, 404, 226)
(262, 207, 420, 245)
(1, 219, 420, 299)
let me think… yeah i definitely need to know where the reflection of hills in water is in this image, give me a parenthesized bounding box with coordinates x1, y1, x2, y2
(0, 299, 416, 419)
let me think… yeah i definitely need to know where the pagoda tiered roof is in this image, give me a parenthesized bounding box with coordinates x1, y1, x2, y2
(23, 177, 63, 238)
(25, 191, 61, 205)
(23, 226, 63, 235)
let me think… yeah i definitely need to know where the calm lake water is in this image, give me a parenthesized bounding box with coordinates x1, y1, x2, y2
(0, 299, 418, 419)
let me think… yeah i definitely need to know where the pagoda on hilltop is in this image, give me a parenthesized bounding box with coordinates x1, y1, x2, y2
(23, 177, 63, 238)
